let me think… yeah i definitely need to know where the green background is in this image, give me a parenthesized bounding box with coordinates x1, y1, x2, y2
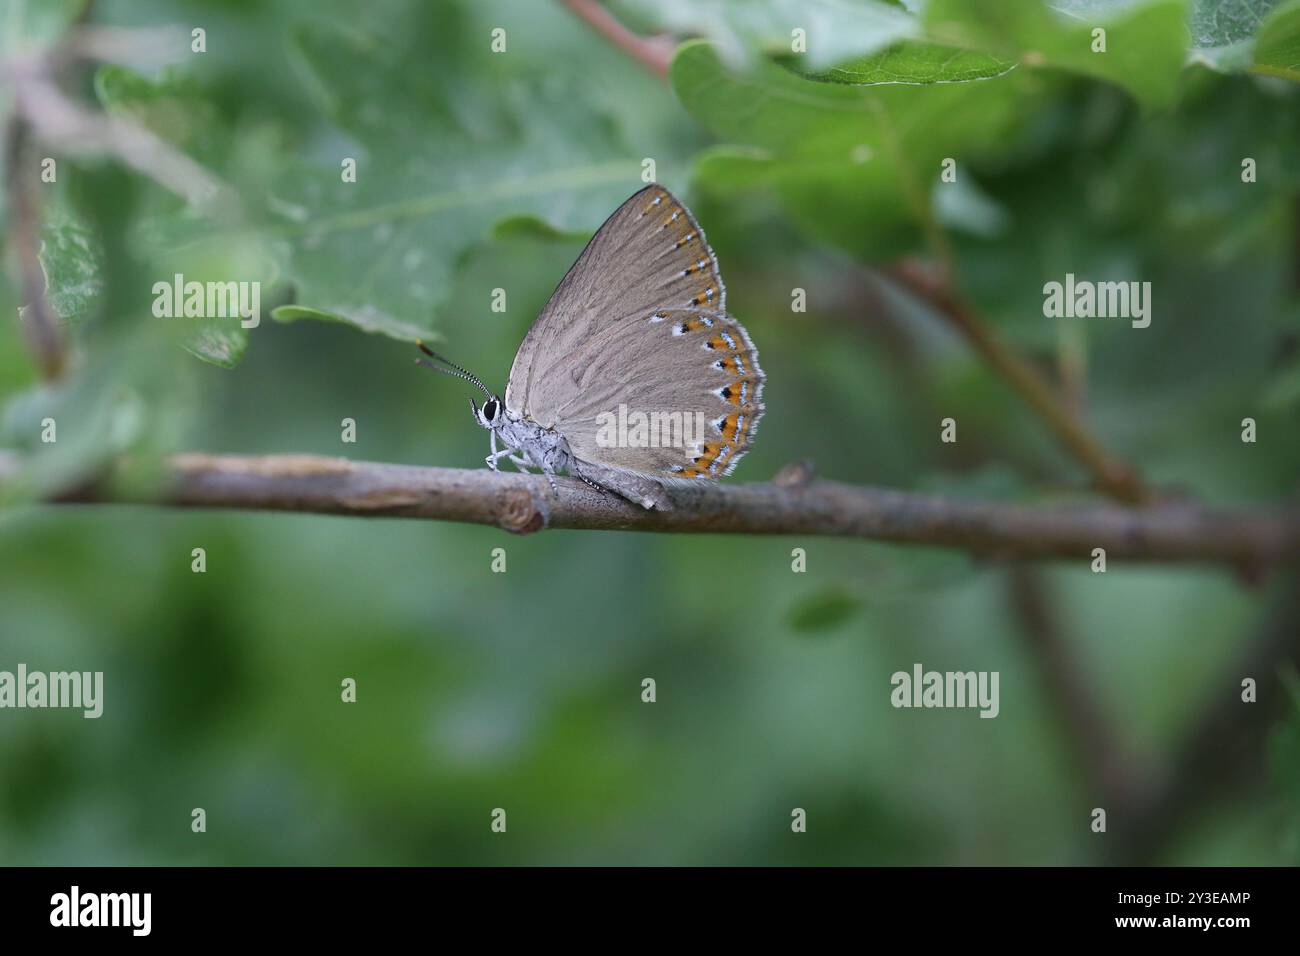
(1, 0, 1298, 865)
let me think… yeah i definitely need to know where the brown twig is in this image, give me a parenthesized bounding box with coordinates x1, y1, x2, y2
(11, 65, 227, 209)
(4, 114, 66, 380)
(1109, 581, 1300, 863)
(1005, 566, 1146, 818)
(559, 0, 675, 79)
(2, 18, 231, 381)
(885, 259, 1150, 504)
(3, 451, 1298, 564)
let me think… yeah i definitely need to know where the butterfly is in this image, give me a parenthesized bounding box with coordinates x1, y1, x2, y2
(416, 184, 764, 510)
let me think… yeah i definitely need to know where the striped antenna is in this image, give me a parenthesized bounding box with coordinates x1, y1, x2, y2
(414, 340, 494, 399)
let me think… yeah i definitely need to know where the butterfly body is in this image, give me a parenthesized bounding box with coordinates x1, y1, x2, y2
(475, 396, 672, 511)
(477, 398, 577, 479)
(420, 185, 764, 512)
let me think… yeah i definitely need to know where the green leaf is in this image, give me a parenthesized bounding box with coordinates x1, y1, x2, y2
(489, 215, 592, 242)
(271, 304, 434, 343)
(1262, 356, 1300, 409)
(1253, 0, 1300, 79)
(94, 65, 219, 151)
(1189, 0, 1285, 46)
(1185, 0, 1281, 71)
(794, 41, 1017, 85)
(933, 174, 1012, 238)
(672, 40, 1025, 259)
(786, 588, 862, 633)
(178, 322, 248, 370)
(925, 0, 1191, 107)
(22, 203, 104, 329)
(87, 66, 284, 367)
(1269, 669, 1300, 862)
(0, 0, 88, 54)
(616, 0, 919, 70)
(0, 334, 194, 506)
(621, 0, 1015, 85)
(271, 19, 646, 344)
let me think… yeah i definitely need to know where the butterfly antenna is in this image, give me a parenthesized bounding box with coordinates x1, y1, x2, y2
(414, 340, 494, 399)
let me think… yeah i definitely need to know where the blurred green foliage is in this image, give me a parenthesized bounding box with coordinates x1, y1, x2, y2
(1, 0, 1298, 865)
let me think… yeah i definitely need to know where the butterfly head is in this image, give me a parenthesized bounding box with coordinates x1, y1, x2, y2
(470, 395, 505, 430)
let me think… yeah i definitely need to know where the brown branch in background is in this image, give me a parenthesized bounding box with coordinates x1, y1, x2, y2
(3, 451, 1298, 565)
(4, 114, 66, 380)
(1110, 581, 1300, 864)
(559, 0, 675, 79)
(2, 19, 229, 383)
(885, 259, 1150, 505)
(821, 269, 1057, 484)
(1006, 566, 1146, 817)
(1057, 320, 1088, 419)
(11, 62, 227, 210)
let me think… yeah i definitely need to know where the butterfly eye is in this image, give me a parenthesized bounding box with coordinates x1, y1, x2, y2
(483, 400, 499, 421)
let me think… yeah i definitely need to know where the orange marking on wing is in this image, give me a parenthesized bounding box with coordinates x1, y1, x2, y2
(692, 442, 724, 468)
(719, 378, 759, 409)
(718, 412, 740, 441)
(661, 208, 683, 229)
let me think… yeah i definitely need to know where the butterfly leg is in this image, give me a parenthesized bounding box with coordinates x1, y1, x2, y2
(507, 453, 553, 494)
(523, 458, 561, 496)
(486, 448, 518, 470)
(485, 430, 507, 471)
(506, 450, 561, 496)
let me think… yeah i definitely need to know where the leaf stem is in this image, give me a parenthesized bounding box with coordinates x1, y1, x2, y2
(559, 0, 675, 80)
(3, 114, 66, 380)
(885, 258, 1150, 504)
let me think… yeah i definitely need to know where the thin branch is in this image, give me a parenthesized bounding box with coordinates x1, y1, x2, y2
(1005, 566, 1146, 815)
(559, 0, 675, 80)
(12, 68, 227, 210)
(1108, 582, 1300, 864)
(885, 259, 1151, 505)
(4, 451, 1299, 564)
(2, 21, 232, 382)
(4, 113, 66, 380)
(823, 268, 1057, 484)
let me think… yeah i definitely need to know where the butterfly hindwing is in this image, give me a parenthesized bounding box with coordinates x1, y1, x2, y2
(505, 185, 727, 423)
(540, 307, 765, 480)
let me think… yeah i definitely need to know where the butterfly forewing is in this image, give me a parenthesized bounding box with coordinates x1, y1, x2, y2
(505, 185, 727, 422)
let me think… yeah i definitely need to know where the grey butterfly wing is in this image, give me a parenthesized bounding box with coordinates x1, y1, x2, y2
(504, 184, 726, 424)
(545, 308, 765, 480)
